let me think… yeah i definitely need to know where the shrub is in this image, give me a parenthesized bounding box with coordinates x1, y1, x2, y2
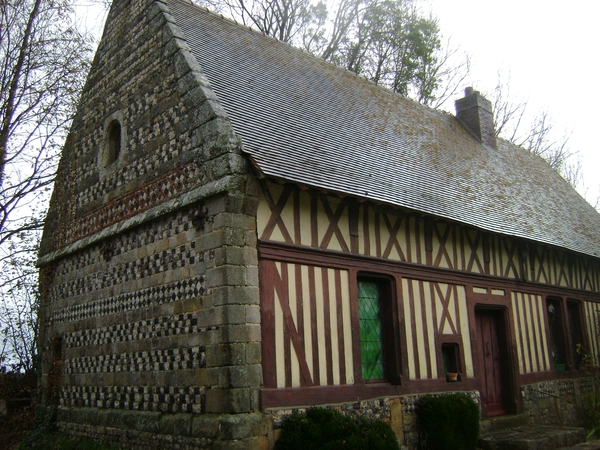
(416, 393, 480, 450)
(579, 391, 600, 439)
(274, 407, 400, 450)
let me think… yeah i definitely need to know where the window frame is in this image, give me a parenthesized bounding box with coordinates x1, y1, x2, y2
(545, 296, 587, 371)
(567, 299, 586, 369)
(106, 120, 122, 164)
(355, 273, 402, 384)
(99, 111, 127, 178)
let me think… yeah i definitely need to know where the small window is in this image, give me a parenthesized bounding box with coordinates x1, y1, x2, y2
(106, 120, 121, 164)
(99, 112, 126, 178)
(547, 297, 568, 369)
(442, 343, 461, 377)
(567, 300, 586, 367)
(357, 276, 400, 382)
(358, 280, 385, 380)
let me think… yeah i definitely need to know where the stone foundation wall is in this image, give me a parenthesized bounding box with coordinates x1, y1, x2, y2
(521, 377, 597, 427)
(55, 407, 270, 450)
(267, 390, 481, 450)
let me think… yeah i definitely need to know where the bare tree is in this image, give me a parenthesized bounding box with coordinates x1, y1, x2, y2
(200, 0, 315, 41)
(0, 232, 39, 372)
(0, 0, 93, 246)
(489, 73, 581, 188)
(196, 0, 444, 104)
(0, 0, 94, 373)
(413, 36, 470, 108)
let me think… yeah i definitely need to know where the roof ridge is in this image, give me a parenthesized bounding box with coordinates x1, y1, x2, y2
(166, 0, 457, 123)
(165, 0, 600, 259)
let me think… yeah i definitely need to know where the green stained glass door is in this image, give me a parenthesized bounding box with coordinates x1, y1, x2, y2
(358, 280, 384, 380)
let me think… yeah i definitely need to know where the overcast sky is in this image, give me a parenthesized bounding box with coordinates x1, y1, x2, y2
(76, 0, 599, 205)
(428, 0, 600, 205)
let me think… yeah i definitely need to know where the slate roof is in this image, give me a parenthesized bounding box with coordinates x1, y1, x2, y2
(166, 0, 600, 259)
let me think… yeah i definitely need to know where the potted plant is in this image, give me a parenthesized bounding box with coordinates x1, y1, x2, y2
(445, 372, 459, 382)
(576, 343, 592, 371)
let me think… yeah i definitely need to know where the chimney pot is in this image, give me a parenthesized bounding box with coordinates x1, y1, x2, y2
(455, 88, 497, 149)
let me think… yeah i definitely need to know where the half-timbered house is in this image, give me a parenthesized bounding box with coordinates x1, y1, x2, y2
(38, 0, 600, 448)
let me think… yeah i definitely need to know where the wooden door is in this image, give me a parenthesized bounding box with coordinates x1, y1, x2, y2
(476, 309, 508, 416)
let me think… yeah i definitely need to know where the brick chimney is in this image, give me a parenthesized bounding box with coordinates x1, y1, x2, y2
(455, 87, 497, 149)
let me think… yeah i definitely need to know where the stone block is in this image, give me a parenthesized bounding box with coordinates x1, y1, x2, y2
(79, 407, 105, 426)
(219, 324, 261, 344)
(245, 305, 261, 324)
(56, 406, 71, 423)
(219, 413, 269, 440)
(229, 153, 248, 175)
(176, 70, 204, 97)
(225, 304, 249, 325)
(173, 51, 203, 82)
(180, 73, 215, 104)
(213, 365, 262, 389)
(231, 364, 262, 388)
(158, 413, 192, 436)
(201, 194, 228, 217)
(186, 330, 211, 348)
(147, 12, 167, 37)
(104, 410, 124, 429)
(250, 387, 262, 412)
(205, 388, 251, 414)
(212, 214, 256, 235)
(190, 414, 220, 438)
(194, 367, 212, 386)
(147, 0, 169, 20)
(246, 265, 259, 287)
(196, 230, 226, 252)
(172, 368, 194, 386)
(196, 100, 228, 126)
(203, 154, 240, 182)
(197, 305, 222, 328)
(163, 33, 191, 59)
(245, 342, 262, 365)
(190, 118, 233, 153)
(208, 366, 222, 386)
(206, 343, 246, 367)
(252, 435, 272, 450)
(390, 398, 404, 445)
(206, 265, 248, 288)
(119, 410, 161, 433)
(246, 230, 258, 247)
(212, 286, 259, 306)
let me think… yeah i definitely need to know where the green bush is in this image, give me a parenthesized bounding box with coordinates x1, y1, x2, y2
(416, 393, 480, 450)
(274, 407, 400, 450)
(579, 387, 600, 439)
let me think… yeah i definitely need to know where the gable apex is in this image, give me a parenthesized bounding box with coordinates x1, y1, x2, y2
(39, 0, 242, 260)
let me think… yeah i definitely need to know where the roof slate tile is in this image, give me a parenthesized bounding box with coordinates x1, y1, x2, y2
(166, 0, 600, 259)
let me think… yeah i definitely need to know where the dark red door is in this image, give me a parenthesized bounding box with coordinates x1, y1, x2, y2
(477, 310, 507, 416)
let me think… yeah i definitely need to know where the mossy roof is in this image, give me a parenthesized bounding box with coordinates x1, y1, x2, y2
(166, 0, 600, 259)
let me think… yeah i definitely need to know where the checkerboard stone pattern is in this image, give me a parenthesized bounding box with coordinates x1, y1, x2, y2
(37, 0, 265, 447)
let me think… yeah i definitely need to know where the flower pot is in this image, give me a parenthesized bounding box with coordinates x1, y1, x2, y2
(446, 372, 459, 382)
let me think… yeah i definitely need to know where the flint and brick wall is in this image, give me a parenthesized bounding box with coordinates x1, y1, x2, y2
(521, 377, 597, 427)
(38, 0, 266, 448)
